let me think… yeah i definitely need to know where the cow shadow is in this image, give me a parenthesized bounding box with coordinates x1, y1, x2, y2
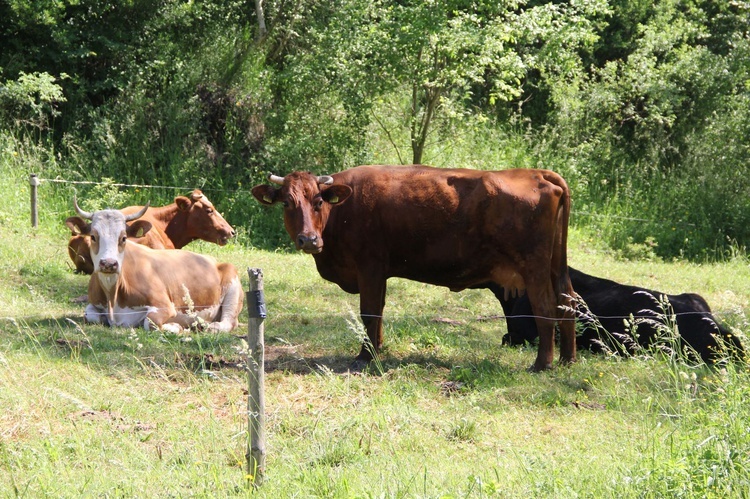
(263, 348, 459, 375)
(8, 314, 528, 391)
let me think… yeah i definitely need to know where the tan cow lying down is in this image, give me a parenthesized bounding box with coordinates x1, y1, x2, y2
(65, 189, 235, 274)
(68, 198, 243, 333)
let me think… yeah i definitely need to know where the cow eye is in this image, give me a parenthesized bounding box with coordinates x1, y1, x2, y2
(282, 200, 290, 208)
(90, 235, 97, 243)
(314, 199, 324, 211)
(207, 208, 214, 215)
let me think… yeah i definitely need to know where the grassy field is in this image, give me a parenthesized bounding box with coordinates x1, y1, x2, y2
(2, 170, 750, 497)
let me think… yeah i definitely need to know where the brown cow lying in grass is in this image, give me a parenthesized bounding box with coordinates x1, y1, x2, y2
(65, 189, 235, 274)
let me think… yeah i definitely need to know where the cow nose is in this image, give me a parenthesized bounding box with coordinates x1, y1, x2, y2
(297, 234, 321, 253)
(99, 258, 118, 273)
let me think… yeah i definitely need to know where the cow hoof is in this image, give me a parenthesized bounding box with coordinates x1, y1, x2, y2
(348, 359, 370, 373)
(160, 323, 184, 334)
(527, 362, 553, 373)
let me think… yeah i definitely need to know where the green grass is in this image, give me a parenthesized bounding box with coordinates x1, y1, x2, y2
(3, 150, 750, 497)
(3, 229, 750, 497)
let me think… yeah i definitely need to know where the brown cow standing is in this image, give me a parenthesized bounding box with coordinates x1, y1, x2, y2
(252, 165, 576, 371)
(65, 189, 235, 274)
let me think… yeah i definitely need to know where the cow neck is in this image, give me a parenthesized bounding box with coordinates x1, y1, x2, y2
(95, 270, 119, 324)
(159, 204, 196, 249)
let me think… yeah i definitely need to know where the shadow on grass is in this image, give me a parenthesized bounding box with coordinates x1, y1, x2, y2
(1, 314, 533, 393)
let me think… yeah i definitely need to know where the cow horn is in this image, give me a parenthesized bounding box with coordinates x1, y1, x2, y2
(317, 175, 334, 185)
(124, 202, 150, 222)
(73, 196, 93, 220)
(268, 174, 285, 185)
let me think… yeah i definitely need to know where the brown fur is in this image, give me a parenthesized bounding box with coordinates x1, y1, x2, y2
(253, 165, 575, 371)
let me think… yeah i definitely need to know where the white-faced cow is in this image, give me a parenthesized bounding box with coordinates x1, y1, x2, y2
(69, 198, 243, 333)
(65, 189, 235, 274)
(252, 165, 576, 371)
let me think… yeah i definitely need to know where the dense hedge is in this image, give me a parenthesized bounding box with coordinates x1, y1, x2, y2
(1, 0, 748, 259)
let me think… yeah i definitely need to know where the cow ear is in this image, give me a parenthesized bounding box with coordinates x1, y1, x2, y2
(127, 220, 153, 238)
(251, 185, 280, 205)
(175, 196, 192, 211)
(321, 184, 352, 205)
(65, 216, 90, 235)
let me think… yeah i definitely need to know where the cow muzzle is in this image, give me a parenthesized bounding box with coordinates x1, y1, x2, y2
(98, 258, 119, 273)
(217, 228, 236, 245)
(297, 233, 322, 254)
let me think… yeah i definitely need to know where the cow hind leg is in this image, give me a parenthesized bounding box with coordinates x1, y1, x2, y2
(554, 270, 576, 365)
(144, 302, 182, 332)
(557, 297, 576, 365)
(208, 275, 243, 333)
(525, 280, 559, 371)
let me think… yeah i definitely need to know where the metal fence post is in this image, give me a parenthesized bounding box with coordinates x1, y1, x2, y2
(246, 268, 266, 486)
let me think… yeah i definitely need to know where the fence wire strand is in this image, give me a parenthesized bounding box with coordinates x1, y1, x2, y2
(36, 175, 700, 227)
(22, 174, 738, 325)
(0, 306, 731, 324)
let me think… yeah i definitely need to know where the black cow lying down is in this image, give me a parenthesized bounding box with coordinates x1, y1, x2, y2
(494, 267, 744, 363)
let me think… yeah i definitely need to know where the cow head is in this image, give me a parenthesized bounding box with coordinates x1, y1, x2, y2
(251, 172, 352, 254)
(64, 219, 94, 274)
(70, 197, 152, 288)
(175, 189, 235, 245)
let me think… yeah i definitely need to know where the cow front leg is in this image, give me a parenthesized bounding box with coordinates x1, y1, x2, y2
(352, 275, 387, 371)
(143, 303, 180, 332)
(84, 304, 109, 325)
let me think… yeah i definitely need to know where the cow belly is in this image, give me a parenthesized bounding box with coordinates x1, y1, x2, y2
(85, 303, 157, 327)
(392, 257, 525, 294)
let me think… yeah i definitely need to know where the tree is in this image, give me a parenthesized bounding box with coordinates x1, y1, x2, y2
(275, 0, 608, 165)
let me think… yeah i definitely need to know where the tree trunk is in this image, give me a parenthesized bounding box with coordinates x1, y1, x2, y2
(410, 85, 440, 165)
(254, 0, 267, 42)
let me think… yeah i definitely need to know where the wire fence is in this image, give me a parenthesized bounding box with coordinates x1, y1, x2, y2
(31, 174, 684, 225)
(35, 175, 251, 196)
(0, 303, 737, 325)
(20, 173, 746, 324)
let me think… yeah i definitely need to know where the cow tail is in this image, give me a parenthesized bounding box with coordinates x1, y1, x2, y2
(549, 173, 573, 306)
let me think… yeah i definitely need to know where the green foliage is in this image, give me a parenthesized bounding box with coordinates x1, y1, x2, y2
(0, 71, 67, 131)
(537, 0, 750, 259)
(1, 0, 749, 258)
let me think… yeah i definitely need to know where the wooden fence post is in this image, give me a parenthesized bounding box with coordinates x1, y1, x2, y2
(29, 174, 40, 228)
(246, 268, 267, 486)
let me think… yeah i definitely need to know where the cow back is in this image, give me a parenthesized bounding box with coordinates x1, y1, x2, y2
(319, 165, 565, 292)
